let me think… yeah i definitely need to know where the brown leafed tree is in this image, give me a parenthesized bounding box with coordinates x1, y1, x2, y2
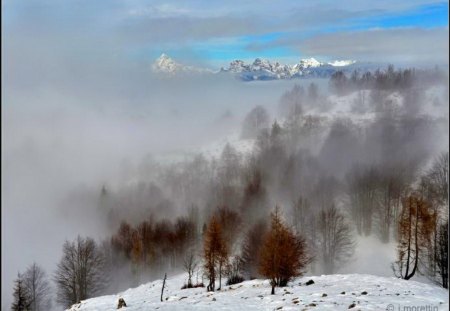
(393, 195, 436, 280)
(258, 207, 309, 295)
(203, 216, 228, 292)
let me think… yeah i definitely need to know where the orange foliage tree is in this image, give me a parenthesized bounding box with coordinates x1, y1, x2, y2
(393, 195, 436, 280)
(203, 216, 228, 291)
(258, 207, 309, 295)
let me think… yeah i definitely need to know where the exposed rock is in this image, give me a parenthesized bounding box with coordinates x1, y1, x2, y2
(305, 280, 315, 286)
(117, 298, 127, 309)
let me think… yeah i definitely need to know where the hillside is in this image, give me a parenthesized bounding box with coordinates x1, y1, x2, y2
(67, 273, 448, 311)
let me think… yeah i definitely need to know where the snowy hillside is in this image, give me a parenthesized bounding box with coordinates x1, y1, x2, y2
(67, 273, 448, 311)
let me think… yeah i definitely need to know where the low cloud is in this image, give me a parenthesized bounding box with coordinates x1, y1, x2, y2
(299, 27, 449, 64)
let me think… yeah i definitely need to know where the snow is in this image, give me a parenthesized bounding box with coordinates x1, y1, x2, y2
(155, 54, 361, 80)
(152, 54, 211, 74)
(67, 273, 448, 311)
(298, 57, 323, 68)
(328, 60, 356, 67)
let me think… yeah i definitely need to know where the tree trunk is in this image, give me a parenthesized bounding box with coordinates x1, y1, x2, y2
(161, 273, 167, 302)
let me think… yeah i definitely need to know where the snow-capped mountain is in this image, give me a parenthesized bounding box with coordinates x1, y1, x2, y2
(328, 60, 356, 67)
(152, 53, 379, 81)
(152, 54, 212, 74)
(222, 57, 349, 80)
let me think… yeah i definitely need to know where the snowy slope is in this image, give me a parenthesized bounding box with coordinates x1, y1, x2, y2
(67, 273, 448, 311)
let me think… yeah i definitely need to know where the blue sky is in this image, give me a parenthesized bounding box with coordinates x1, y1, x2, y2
(2, 0, 449, 67)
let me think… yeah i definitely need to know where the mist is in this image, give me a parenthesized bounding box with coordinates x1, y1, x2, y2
(3, 1, 449, 309)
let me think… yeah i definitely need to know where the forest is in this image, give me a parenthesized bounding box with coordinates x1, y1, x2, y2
(11, 66, 449, 310)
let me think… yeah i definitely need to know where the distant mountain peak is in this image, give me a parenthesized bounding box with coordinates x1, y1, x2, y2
(152, 54, 363, 80)
(152, 53, 212, 74)
(328, 60, 356, 67)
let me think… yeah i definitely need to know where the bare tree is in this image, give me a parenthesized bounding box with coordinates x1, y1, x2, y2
(279, 84, 304, 118)
(182, 249, 198, 288)
(23, 263, 51, 311)
(393, 195, 436, 280)
(317, 204, 355, 274)
(436, 221, 448, 288)
(241, 105, 270, 139)
(54, 236, 108, 308)
(11, 273, 31, 311)
(241, 220, 267, 279)
(346, 165, 379, 236)
(225, 255, 245, 285)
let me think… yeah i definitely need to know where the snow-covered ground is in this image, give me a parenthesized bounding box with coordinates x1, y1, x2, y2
(67, 273, 448, 311)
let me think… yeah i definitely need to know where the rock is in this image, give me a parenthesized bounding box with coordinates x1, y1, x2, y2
(348, 303, 356, 309)
(305, 280, 315, 286)
(212, 298, 216, 301)
(308, 303, 317, 307)
(361, 291, 368, 295)
(322, 293, 327, 297)
(340, 292, 345, 295)
(117, 298, 127, 309)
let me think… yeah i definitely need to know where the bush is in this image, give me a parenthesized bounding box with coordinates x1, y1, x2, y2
(226, 275, 245, 286)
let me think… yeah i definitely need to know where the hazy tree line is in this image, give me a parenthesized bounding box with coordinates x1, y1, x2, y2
(12, 66, 448, 309)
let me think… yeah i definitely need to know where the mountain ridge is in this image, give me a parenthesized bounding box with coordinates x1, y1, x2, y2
(151, 54, 364, 80)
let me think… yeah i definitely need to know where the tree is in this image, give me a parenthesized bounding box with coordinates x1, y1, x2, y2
(436, 221, 448, 288)
(241, 105, 270, 139)
(182, 249, 198, 288)
(307, 82, 319, 103)
(203, 216, 228, 292)
(241, 220, 267, 279)
(329, 71, 348, 96)
(259, 207, 309, 295)
(11, 273, 31, 311)
(317, 204, 355, 274)
(23, 263, 51, 311)
(346, 165, 379, 236)
(279, 84, 304, 118)
(393, 195, 436, 280)
(54, 236, 108, 307)
(225, 255, 245, 285)
(215, 206, 241, 251)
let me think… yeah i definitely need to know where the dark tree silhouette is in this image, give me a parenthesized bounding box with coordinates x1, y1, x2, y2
(23, 263, 51, 311)
(317, 204, 355, 274)
(11, 273, 30, 311)
(54, 236, 108, 307)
